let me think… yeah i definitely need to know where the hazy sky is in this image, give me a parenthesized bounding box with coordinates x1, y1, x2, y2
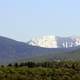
(0, 0, 80, 42)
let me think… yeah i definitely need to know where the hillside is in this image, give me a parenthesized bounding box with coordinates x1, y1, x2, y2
(29, 48, 80, 62)
(0, 36, 79, 64)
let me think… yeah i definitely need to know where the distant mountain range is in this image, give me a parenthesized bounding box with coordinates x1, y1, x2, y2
(28, 35, 80, 48)
(0, 36, 79, 64)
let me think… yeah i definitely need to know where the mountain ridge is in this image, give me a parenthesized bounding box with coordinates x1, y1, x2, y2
(28, 35, 80, 48)
(0, 36, 79, 64)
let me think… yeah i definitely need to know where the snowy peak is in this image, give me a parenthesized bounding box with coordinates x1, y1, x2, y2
(28, 35, 58, 48)
(28, 35, 80, 48)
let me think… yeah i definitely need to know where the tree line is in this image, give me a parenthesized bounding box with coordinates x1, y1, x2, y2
(6, 61, 80, 69)
(0, 61, 80, 80)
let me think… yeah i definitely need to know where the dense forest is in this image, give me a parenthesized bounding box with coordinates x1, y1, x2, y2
(0, 61, 80, 80)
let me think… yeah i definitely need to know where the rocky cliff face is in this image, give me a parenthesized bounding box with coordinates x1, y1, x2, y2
(28, 35, 80, 48)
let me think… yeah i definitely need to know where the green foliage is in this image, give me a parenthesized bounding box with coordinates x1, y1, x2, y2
(0, 61, 80, 80)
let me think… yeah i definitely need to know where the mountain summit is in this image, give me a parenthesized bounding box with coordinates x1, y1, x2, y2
(0, 36, 79, 64)
(28, 35, 80, 48)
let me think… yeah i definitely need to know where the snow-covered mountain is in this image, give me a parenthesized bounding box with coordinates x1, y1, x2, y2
(28, 35, 80, 48)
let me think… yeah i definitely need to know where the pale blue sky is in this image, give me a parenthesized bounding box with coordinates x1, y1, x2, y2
(0, 0, 80, 42)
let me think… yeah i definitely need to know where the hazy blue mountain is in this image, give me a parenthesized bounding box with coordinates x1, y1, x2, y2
(0, 36, 79, 64)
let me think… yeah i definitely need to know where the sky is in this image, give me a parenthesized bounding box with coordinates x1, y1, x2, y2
(0, 0, 80, 42)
